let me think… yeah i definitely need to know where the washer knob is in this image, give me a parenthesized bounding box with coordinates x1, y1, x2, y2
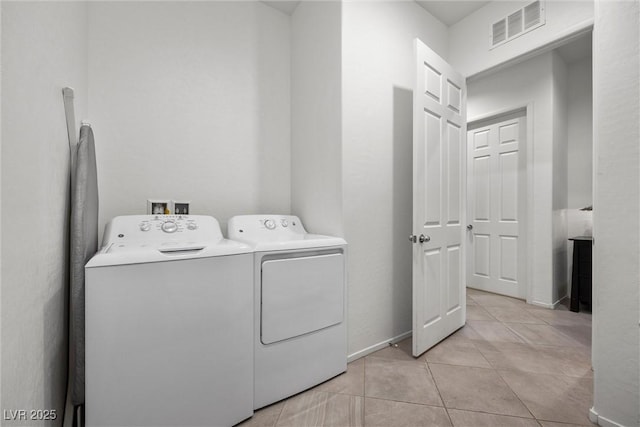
(187, 222, 198, 230)
(161, 221, 178, 233)
(139, 223, 151, 232)
(264, 219, 276, 230)
(281, 219, 288, 227)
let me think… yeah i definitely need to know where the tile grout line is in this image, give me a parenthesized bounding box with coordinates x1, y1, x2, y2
(428, 358, 544, 424)
(494, 368, 539, 421)
(423, 360, 454, 426)
(481, 300, 544, 422)
(362, 395, 450, 411)
(362, 357, 366, 427)
(443, 406, 550, 424)
(492, 308, 546, 423)
(363, 395, 447, 410)
(501, 318, 586, 349)
(429, 344, 539, 422)
(458, 331, 493, 368)
(427, 360, 495, 371)
(360, 395, 448, 408)
(272, 402, 285, 427)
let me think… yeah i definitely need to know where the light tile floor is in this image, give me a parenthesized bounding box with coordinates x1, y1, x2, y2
(238, 289, 594, 427)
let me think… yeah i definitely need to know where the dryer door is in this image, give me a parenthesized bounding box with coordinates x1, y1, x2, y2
(261, 253, 344, 345)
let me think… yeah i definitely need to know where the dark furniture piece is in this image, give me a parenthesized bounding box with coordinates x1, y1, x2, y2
(569, 236, 593, 312)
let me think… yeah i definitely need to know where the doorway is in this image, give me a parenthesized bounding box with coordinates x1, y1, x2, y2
(464, 33, 593, 308)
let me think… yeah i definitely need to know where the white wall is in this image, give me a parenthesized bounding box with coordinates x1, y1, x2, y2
(290, 1, 342, 237)
(1, 1, 88, 422)
(87, 1, 291, 237)
(468, 52, 559, 306)
(591, 1, 640, 426)
(341, 1, 448, 356)
(449, 0, 594, 78)
(567, 57, 593, 210)
(551, 52, 568, 303)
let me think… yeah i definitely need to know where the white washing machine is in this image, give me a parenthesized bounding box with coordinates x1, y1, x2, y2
(85, 215, 253, 427)
(227, 215, 347, 409)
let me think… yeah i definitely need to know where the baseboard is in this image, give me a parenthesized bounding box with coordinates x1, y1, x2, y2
(557, 295, 569, 306)
(590, 407, 627, 427)
(530, 300, 555, 309)
(530, 295, 567, 309)
(347, 330, 412, 362)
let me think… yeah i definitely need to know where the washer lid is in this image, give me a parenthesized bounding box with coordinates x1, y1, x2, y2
(86, 215, 252, 267)
(101, 215, 224, 245)
(228, 215, 346, 251)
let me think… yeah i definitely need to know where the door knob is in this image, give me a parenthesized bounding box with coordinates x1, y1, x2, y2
(419, 234, 430, 243)
(467, 224, 473, 230)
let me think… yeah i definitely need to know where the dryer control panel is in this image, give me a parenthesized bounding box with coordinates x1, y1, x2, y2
(101, 215, 223, 249)
(228, 215, 307, 241)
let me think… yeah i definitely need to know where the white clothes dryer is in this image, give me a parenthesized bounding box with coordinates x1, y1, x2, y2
(85, 215, 253, 427)
(228, 215, 347, 409)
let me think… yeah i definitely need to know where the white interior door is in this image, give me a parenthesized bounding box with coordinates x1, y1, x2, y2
(412, 38, 466, 357)
(466, 115, 526, 299)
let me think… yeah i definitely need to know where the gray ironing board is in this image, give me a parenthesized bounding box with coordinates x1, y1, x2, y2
(69, 124, 99, 405)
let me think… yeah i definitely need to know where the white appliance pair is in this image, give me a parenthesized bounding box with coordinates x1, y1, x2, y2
(85, 214, 346, 427)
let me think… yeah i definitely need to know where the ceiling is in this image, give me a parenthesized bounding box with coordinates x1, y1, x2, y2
(261, 1, 490, 26)
(415, 1, 490, 26)
(259, 1, 592, 63)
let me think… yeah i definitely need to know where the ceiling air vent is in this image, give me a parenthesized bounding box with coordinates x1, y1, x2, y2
(508, 10, 523, 38)
(490, 0, 545, 49)
(524, 1, 542, 29)
(492, 18, 507, 45)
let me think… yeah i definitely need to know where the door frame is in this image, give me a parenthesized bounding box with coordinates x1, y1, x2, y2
(467, 102, 534, 305)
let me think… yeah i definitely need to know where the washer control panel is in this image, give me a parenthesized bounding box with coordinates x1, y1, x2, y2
(228, 215, 306, 241)
(102, 215, 221, 248)
(137, 215, 200, 234)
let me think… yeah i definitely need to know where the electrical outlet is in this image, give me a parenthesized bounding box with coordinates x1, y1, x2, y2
(173, 201, 190, 215)
(147, 199, 172, 215)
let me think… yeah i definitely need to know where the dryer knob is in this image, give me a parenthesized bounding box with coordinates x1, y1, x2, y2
(281, 219, 288, 227)
(139, 223, 151, 232)
(161, 221, 178, 233)
(187, 222, 198, 230)
(264, 219, 276, 230)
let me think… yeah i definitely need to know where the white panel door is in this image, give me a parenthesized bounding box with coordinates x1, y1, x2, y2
(412, 39, 466, 357)
(467, 116, 526, 299)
